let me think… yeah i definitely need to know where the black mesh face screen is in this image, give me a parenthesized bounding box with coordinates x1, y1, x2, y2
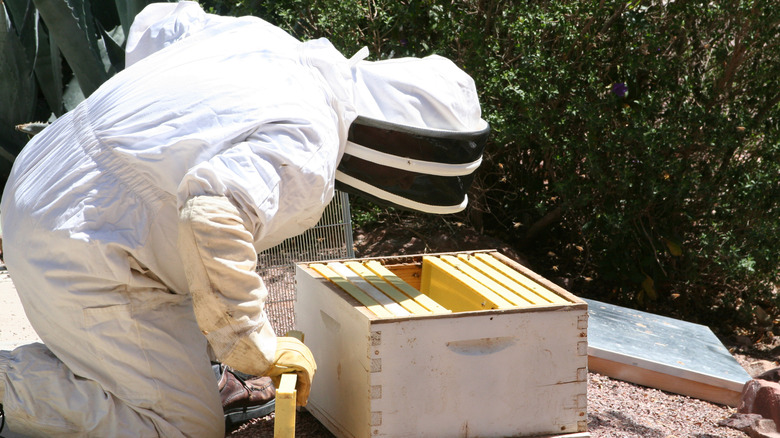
(347, 117, 490, 165)
(338, 116, 489, 213)
(337, 154, 476, 207)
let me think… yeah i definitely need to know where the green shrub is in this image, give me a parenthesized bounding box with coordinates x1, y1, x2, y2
(217, 0, 779, 333)
(462, 0, 780, 333)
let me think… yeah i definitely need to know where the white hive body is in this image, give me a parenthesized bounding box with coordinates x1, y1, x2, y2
(296, 251, 590, 438)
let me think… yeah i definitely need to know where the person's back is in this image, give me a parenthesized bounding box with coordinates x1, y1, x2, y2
(0, 2, 487, 436)
(2, 5, 353, 293)
(0, 4, 348, 436)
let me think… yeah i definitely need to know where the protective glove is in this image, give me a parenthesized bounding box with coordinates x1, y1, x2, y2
(265, 337, 317, 406)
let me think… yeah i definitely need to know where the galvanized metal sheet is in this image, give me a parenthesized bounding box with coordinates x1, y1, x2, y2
(585, 298, 751, 390)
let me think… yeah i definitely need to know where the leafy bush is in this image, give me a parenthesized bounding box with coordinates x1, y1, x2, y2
(203, 0, 779, 333)
(463, 0, 780, 333)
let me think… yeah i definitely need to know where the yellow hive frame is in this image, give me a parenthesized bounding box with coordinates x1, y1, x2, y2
(307, 252, 571, 317)
(363, 260, 450, 314)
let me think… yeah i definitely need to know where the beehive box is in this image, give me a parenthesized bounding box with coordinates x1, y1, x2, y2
(295, 251, 589, 438)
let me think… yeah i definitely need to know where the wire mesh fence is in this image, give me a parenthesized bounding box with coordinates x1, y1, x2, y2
(257, 190, 354, 335)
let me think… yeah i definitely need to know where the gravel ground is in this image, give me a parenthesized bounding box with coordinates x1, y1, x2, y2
(0, 226, 768, 437)
(227, 370, 754, 437)
(223, 229, 765, 437)
(587, 372, 748, 438)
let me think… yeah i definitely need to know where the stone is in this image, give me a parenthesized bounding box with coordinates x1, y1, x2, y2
(719, 413, 780, 438)
(740, 379, 780, 426)
(723, 368, 780, 438)
(745, 359, 780, 378)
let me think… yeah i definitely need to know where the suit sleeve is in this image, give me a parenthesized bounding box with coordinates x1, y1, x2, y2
(175, 114, 340, 375)
(177, 195, 276, 375)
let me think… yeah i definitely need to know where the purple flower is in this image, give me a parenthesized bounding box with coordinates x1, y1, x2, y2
(400, 38, 408, 47)
(612, 82, 628, 97)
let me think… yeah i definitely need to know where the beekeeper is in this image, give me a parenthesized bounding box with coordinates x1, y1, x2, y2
(0, 1, 487, 437)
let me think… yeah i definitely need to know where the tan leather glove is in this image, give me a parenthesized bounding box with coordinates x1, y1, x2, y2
(265, 337, 317, 406)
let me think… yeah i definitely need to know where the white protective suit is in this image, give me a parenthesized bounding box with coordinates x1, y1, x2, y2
(0, 2, 485, 437)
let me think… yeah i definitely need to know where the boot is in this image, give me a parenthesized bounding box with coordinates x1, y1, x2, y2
(214, 363, 276, 428)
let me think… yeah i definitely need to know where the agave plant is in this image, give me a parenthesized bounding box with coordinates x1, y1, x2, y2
(0, 0, 37, 189)
(0, 0, 171, 194)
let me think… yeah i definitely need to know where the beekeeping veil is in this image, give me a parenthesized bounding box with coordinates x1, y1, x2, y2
(338, 52, 490, 214)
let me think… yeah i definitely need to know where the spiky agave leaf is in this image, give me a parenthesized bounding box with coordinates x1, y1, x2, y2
(34, 20, 64, 116)
(32, 0, 110, 97)
(0, 0, 38, 188)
